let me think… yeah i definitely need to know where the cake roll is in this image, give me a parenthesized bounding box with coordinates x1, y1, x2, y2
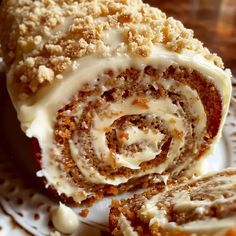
(0, 0, 232, 204)
(110, 169, 236, 236)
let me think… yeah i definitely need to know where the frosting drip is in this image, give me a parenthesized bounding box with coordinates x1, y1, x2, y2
(51, 202, 79, 234)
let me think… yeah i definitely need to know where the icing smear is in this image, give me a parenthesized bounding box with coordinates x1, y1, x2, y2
(51, 202, 79, 235)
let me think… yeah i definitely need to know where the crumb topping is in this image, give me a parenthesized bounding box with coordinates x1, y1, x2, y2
(0, 0, 224, 95)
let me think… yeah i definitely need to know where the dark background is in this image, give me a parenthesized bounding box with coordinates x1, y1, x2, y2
(145, 0, 236, 76)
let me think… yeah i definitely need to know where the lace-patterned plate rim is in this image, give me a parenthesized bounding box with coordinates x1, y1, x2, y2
(0, 66, 235, 235)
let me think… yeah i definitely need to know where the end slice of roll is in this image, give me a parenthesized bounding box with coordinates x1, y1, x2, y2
(0, 0, 232, 204)
(109, 168, 236, 236)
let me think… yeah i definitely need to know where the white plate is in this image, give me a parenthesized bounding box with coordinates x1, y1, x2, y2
(0, 71, 235, 235)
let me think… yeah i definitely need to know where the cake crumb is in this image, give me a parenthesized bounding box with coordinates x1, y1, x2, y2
(79, 208, 89, 218)
(132, 97, 149, 109)
(38, 65, 55, 83)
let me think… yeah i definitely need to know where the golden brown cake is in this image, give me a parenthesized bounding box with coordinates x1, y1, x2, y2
(0, 0, 232, 204)
(110, 169, 236, 236)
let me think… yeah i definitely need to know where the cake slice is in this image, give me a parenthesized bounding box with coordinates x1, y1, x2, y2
(110, 169, 236, 235)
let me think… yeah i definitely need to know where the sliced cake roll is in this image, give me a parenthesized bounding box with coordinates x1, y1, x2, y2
(110, 169, 236, 236)
(0, 0, 232, 204)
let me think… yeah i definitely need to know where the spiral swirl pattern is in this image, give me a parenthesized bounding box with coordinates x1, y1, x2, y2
(53, 65, 222, 202)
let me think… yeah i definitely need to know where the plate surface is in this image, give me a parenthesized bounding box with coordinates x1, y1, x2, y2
(0, 66, 235, 235)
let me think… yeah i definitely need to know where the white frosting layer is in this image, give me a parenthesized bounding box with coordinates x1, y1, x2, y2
(140, 171, 236, 234)
(7, 43, 232, 202)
